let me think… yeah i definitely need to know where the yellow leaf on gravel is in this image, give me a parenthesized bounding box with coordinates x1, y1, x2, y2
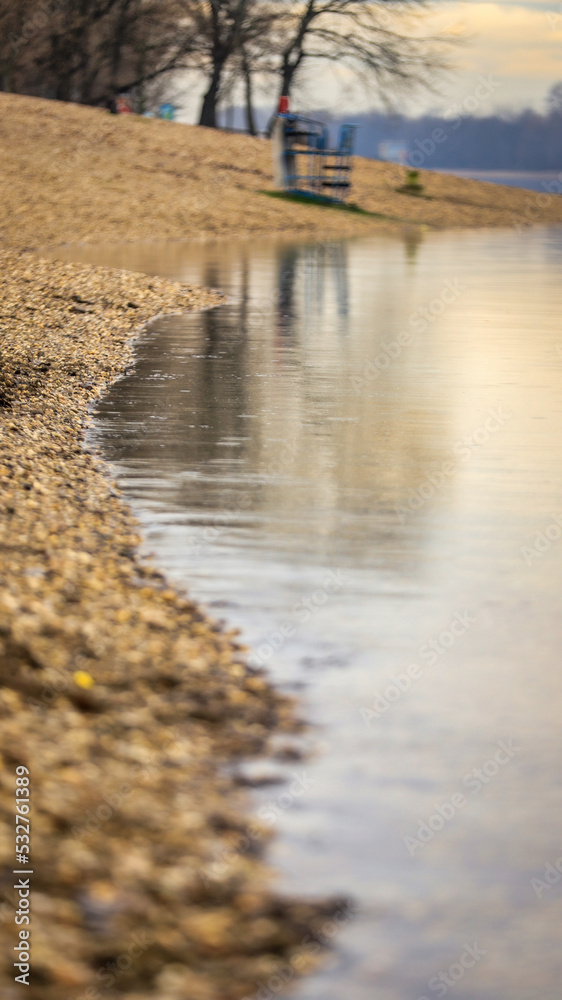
(73, 670, 95, 689)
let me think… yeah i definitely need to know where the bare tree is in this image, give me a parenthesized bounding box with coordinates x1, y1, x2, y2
(547, 81, 562, 115)
(0, 0, 196, 107)
(184, 0, 253, 128)
(266, 0, 454, 132)
(1, 0, 454, 130)
(228, 1, 281, 133)
(97, 0, 197, 109)
(0, 0, 44, 93)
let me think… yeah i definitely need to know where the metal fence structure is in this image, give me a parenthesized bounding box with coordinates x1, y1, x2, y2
(272, 111, 358, 204)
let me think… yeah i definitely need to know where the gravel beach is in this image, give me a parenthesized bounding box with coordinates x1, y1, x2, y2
(1, 92, 561, 999)
(0, 249, 345, 999)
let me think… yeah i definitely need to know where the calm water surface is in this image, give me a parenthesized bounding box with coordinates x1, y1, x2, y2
(435, 170, 562, 193)
(63, 228, 562, 1000)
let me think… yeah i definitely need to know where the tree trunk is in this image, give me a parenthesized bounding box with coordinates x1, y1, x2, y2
(199, 63, 224, 128)
(280, 59, 296, 99)
(266, 58, 299, 136)
(242, 54, 256, 135)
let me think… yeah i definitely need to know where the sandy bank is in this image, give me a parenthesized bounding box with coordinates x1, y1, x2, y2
(1, 93, 561, 253)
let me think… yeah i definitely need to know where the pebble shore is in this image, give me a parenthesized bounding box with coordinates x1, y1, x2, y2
(0, 250, 340, 999)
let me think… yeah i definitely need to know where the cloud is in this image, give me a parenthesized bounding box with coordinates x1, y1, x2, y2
(451, 1, 562, 77)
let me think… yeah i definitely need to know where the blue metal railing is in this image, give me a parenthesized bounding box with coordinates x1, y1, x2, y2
(273, 113, 358, 204)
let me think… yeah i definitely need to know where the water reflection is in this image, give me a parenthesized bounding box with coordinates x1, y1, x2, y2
(77, 227, 562, 1000)
(403, 225, 425, 264)
(97, 236, 450, 566)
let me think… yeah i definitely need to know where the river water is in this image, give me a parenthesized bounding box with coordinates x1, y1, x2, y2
(60, 228, 562, 1000)
(434, 170, 562, 193)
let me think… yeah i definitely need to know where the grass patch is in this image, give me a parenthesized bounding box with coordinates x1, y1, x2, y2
(394, 168, 432, 200)
(258, 189, 401, 221)
(395, 186, 432, 199)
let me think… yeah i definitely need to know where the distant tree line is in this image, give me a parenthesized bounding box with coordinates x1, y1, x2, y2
(0, 0, 196, 112)
(337, 86, 562, 169)
(0, 0, 452, 129)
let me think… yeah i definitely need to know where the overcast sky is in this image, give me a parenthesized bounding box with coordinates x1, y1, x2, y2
(178, 0, 562, 123)
(428, 0, 562, 114)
